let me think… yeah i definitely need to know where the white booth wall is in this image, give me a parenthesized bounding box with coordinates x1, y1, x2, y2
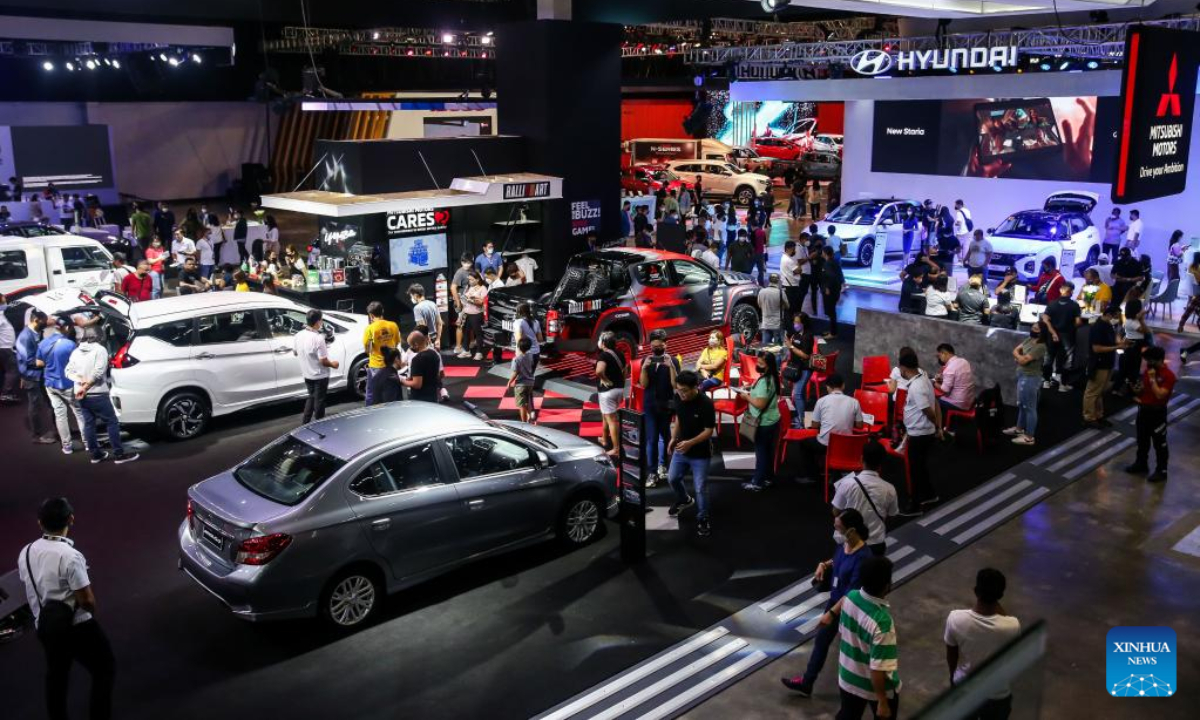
(384, 108, 498, 139)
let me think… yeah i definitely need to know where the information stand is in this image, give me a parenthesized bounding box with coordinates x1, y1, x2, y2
(617, 408, 647, 563)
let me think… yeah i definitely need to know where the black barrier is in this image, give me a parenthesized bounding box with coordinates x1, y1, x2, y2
(617, 408, 647, 563)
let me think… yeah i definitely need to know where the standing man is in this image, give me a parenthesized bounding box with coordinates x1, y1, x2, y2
(751, 222, 768, 286)
(820, 246, 845, 338)
(408, 283, 443, 351)
(18, 497, 116, 720)
(662, 189, 680, 219)
(944, 569, 1021, 719)
(898, 353, 942, 516)
(37, 318, 90, 455)
(152, 200, 175, 244)
(831, 442, 900, 557)
(17, 309, 55, 444)
(1125, 346, 1174, 483)
(65, 329, 139, 463)
(119, 260, 154, 303)
(633, 204, 652, 239)
(693, 175, 705, 209)
(953, 199, 974, 254)
(473, 241, 504, 276)
(293, 309, 339, 424)
(962, 229, 993, 284)
(1123, 209, 1143, 253)
(758, 273, 789, 346)
(1102, 207, 1127, 259)
(1039, 283, 1082, 392)
(401, 330, 441, 402)
(780, 240, 806, 315)
(666, 371, 717, 538)
(0, 292, 19, 403)
(129, 202, 153, 261)
(727, 229, 756, 274)
(362, 301, 400, 407)
(620, 200, 634, 240)
(921, 199, 938, 253)
(835, 557, 901, 720)
(640, 329, 680, 486)
(108, 254, 132, 294)
(449, 252, 473, 356)
(1082, 304, 1126, 428)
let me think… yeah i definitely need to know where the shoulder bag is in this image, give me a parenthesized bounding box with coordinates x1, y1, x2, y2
(739, 378, 777, 443)
(24, 544, 75, 641)
(851, 474, 888, 533)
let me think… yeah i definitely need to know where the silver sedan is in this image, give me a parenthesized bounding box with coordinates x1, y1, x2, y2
(179, 402, 617, 628)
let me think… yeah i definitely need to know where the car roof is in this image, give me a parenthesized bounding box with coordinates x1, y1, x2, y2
(844, 198, 920, 205)
(294, 402, 489, 459)
(574, 247, 694, 265)
(128, 292, 298, 325)
(0, 232, 107, 248)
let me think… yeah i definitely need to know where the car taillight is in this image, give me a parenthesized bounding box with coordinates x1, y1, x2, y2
(235, 533, 292, 566)
(546, 309, 560, 337)
(186, 499, 197, 536)
(111, 341, 138, 369)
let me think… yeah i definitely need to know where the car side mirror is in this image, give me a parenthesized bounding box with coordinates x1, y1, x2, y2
(987, 228, 996, 234)
(322, 324, 335, 344)
(536, 450, 551, 467)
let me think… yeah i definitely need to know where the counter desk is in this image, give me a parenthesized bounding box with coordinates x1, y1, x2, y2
(277, 279, 400, 316)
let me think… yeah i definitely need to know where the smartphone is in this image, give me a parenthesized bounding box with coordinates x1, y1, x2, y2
(974, 98, 1063, 164)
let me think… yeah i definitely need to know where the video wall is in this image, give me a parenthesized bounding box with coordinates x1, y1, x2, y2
(871, 96, 1121, 182)
(0, 125, 114, 190)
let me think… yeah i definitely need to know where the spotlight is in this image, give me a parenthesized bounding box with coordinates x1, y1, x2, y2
(85, 59, 97, 70)
(192, 53, 202, 64)
(992, 64, 1002, 72)
(1059, 60, 1070, 71)
(102, 58, 111, 66)
(442, 33, 455, 44)
(372, 31, 381, 40)
(406, 47, 415, 56)
(65, 61, 75, 71)
(42, 61, 53, 71)
(481, 35, 492, 46)
(1086, 60, 1099, 70)
(168, 56, 180, 66)
(1040, 62, 1052, 71)
(112, 59, 120, 69)
(159, 52, 168, 61)
(480, 51, 488, 59)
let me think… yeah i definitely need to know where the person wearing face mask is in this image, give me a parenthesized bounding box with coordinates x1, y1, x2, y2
(144, 237, 167, 299)
(786, 313, 816, 428)
(1125, 346, 1174, 483)
(736, 351, 782, 492)
(408, 283, 443, 351)
(666, 370, 717, 537)
(758, 273, 789, 347)
(781, 508, 871, 698)
(449, 253, 474, 356)
(695, 330, 728, 392)
(1005, 325, 1048, 446)
(458, 271, 488, 360)
(726, 229, 756, 274)
(474, 242, 503, 276)
(594, 331, 629, 457)
(1081, 303, 1127, 429)
(640, 329, 680, 486)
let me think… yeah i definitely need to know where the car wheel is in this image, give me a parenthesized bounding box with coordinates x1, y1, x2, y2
(156, 391, 210, 441)
(735, 186, 756, 206)
(558, 493, 604, 547)
(349, 356, 369, 399)
(609, 330, 638, 366)
(857, 238, 875, 267)
(730, 303, 760, 343)
(321, 567, 382, 629)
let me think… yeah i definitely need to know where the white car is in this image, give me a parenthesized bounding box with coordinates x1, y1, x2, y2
(0, 223, 115, 301)
(985, 191, 1102, 282)
(663, 159, 772, 206)
(17, 289, 372, 440)
(812, 134, 843, 155)
(822, 198, 923, 267)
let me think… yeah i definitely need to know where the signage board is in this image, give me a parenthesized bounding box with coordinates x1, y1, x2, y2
(570, 199, 602, 237)
(502, 181, 551, 200)
(386, 208, 450, 237)
(1112, 25, 1200, 203)
(617, 409, 646, 563)
(849, 46, 1018, 77)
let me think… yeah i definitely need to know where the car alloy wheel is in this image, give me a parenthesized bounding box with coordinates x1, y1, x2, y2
(858, 238, 875, 267)
(328, 574, 377, 627)
(736, 187, 755, 206)
(730, 304, 760, 344)
(164, 396, 207, 439)
(352, 358, 369, 398)
(565, 498, 600, 544)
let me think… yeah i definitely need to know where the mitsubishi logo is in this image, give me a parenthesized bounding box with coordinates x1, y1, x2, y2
(849, 49, 894, 76)
(1157, 53, 1182, 117)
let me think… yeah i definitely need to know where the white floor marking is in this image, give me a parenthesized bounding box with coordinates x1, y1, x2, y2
(1028, 429, 1100, 466)
(776, 592, 830, 624)
(1046, 432, 1120, 474)
(590, 638, 748, 720)
(635, 651, 769, 720)
(934, 481, 1035, 536)
(951, 487, 1051, 544)
(917, 473, 1018, 527)
(1062, 438, 1137, 479)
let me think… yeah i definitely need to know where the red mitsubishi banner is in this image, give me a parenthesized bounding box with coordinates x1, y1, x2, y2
(1112, 25, 1200, 203)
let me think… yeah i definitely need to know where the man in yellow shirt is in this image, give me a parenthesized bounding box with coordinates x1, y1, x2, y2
(363, 301, 400, 406)
(1076, 268, 1112, 312)
(696, 330, 728, 392)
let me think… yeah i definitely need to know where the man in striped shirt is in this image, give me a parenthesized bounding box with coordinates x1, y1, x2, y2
(836, 556, 900, 719)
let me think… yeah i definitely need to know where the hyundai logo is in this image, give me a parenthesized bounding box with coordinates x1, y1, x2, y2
(849, 49, 894, 76)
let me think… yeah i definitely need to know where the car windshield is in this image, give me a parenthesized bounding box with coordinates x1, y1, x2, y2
(826, 202, 882, 225)
(994, 214, 1066, 239)
(553, 257, 631, 302)
(489, 421, 556, 449)
(723, 163, 746, 175)
(3, 224, 64, 238)
(652, 169, 679, 182)
(233, 436, 345, 505)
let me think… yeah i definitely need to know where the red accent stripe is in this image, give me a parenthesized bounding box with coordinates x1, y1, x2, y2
(1116, 31, 1141, 199)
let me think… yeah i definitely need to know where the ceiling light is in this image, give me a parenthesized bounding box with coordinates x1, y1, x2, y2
(1059, 60, 1070, 71)
(42, 61, 54, 71)
(372, 31, 381, 40)
(1086, 60, 1099, 70)
(168, 56, 180, 66)
(159, 52, 168, 61)
(192, 53, 202, 64)
(102, 58, 111, 66)
(442, 33, 455, 44)
(65, 61, 75, 71)
(112, 59, 121, 69)
(481, 36, 492, 45)
(85, 59, 97, 70)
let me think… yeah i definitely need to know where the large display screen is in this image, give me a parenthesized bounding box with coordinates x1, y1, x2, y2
(1112, 25, 1200, 203)
(872, 96, 1121, 182)
(389, 233, 448, 276)
(8, 125, 114, 190)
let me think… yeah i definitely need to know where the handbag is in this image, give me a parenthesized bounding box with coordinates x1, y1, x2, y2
(739, 379, 777, 443)
(851, 474, 888, 532)
(24, 544, 75, 641)
(810, 354, 829, 373)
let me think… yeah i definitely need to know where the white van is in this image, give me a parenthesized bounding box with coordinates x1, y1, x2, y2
(0, 223, 114, 301)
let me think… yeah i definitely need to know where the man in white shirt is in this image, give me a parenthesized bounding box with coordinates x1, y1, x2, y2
(699, 240, 721, 271)
(513, 252, 539, 283)
(944, 568, 1021, 717)
(831, 441, 899, 557)
(962, 229, 993, 282)
(780, 239, 807, 312)
(170, 229, 196, 267)
(65, 331, 138, 464)
(293, 308, 339, 424)
(1124, 209, 1143, 252)
(0, 291, 21, 402)
(798, 373, 863, 482)
(952, 199, 973, 241)
(109, 253, 133, 293)
(18, 497, 115, 720)
(898, 353, 941, 516)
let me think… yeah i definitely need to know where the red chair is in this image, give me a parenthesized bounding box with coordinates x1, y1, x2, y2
(877, 437, 913, 497)
(861, 355, 891, 393)
(892, 388, 907, 432)
(703, 339, 733, 397)
(805, 349, 840, 401)
(629, 358, 644, 411)
(943, 405, 983, 454)
(776, 398, 819, 468)
(825, 432, 869, 503)
(738, 353, 761, 387)
(853, 389, 889, 435)
(713, 393, 749, 447)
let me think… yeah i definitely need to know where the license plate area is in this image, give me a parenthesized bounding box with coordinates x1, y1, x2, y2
(200, 523, 227, 552)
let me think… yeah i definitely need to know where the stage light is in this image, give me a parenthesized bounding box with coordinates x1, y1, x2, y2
(85, 59, 97, 70)
(480, 51, 488, 58)
(1059, 60, 1070, 71)
(112, 59, 120, 69)
(992, 64, 1003, 72)
(372, 31, 381, 40)
(192, 53, 202, 64)
(406, 47, 415, 56)
(1086, 60, 1099, 69)
(168, 56, 180, 66)
(159, 52, 168, 61)
(442, 33, 455, 44)
(1040, 62, 1052, 71)
(481, 35, 492, 46)
(42, 61, 53, 71)
(102, 58, 111, 66)
(65, 61, 75, 71)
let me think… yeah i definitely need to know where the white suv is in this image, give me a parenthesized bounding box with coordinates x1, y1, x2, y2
(663, 159, 772, 206)
(18, 289, 371, 440)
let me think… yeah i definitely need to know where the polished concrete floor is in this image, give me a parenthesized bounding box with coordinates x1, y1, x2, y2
(686, 409, 1200, 720)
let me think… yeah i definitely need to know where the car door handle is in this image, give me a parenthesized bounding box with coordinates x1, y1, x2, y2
(274, 346, 293, 354)
(372, 518, 391, 531)
(195, 352, 215, 360)
(466, 499, 486, 511)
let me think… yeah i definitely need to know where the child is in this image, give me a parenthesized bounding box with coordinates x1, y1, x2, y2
(507, 336, 538, 423)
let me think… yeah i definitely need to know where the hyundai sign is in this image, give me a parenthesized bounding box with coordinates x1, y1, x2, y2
(849, 46, 1019, 76)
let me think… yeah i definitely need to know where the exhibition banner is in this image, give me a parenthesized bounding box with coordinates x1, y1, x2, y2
(871, 96, 1121, 182)
(570, 199, 602, 237)
(2, 125, 114, 190)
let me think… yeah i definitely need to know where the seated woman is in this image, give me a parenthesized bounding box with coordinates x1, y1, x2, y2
(924, 274, 958, 318)
(695, 330, 728, 392)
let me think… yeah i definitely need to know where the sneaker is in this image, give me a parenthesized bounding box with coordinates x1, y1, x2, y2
(1059, 384, 1073, 393)
(1148, 470, 1168, 483)
(781, 676, 814, 697)
(452, 346, 465, 355)
(1124, 463, 1149, 475)
(32, 436, 57, 445)
(696, 518, 712, 537)
(1002, 426, 1022, 436)
(668, 497, 695, 517)
(90, 451, 110, 464)
(113, 452, 140, 465)
(456, 351, 472, 359)
(645, 475, 659, 489)
(1012, 434, 1036, 446)
(898, 504, 924, 517)
(473, 353, 484, 361)
(920, 495, 942, 507)
(657, 464, 668, 479)
(1042, 380, 1053, 390)
(741, 482, 763, 492)
(61, 445, 74, 455)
